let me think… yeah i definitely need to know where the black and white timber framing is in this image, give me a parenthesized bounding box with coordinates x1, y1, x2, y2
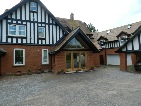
(105, 40, 120, 48)
(116, 27, 141, 53)
(0, 0, 68, 45)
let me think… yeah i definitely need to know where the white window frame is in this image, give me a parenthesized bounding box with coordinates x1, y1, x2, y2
(8, 24, 26, 36)
(30, 2, 37, 11)
(8, 24, 16, 35)
(38, 27, 45, 38)
(14, 49, 25, 66)
(42, 49, 49, 64)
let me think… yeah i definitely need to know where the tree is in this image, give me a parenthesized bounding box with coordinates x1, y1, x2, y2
(86, 23, 96, 32)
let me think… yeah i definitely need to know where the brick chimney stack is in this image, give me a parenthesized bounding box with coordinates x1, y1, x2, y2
(70, 13, 74, 21)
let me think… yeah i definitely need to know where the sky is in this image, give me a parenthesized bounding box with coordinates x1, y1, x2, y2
(0, 0, 141, 31)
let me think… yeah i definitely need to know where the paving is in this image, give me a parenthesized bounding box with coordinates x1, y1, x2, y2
(1, 66, 141, 106)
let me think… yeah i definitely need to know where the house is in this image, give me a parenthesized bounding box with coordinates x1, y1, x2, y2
(116, 26, 141, 71)
(92, 21, 141, 67)
(0, 0, 100, 75)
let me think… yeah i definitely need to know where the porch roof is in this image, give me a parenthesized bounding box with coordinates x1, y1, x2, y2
(0, 48, 6, 56)
(50, 27, 100, 54)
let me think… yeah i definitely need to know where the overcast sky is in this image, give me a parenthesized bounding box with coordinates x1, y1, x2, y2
(0, 0, 141, 31)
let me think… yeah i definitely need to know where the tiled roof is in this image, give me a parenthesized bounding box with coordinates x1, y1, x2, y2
(50, 27, 100, 54)
(92, 21, 141, 41)
(56, 17, 92, 35)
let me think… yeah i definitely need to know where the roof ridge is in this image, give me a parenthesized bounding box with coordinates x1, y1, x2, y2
(99, 21, 141, 33)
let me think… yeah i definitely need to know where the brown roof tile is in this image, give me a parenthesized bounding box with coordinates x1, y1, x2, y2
(92, 21, 141, 41)
(56, 17, 92, 35)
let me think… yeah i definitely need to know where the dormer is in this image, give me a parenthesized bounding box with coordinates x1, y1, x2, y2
(97, 36, 108, 47)
(116, 31, 131, 45)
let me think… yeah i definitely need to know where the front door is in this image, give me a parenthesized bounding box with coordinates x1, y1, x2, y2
(66, 52, 86, 71)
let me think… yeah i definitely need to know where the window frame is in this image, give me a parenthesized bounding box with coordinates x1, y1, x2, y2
(14, 49, 25, 66)
(42, 49, 49, 64)
(18, 25, 26, 36)
(8, 24, 26, 37)
(38, 27, 45, 38)
(30, 2, 37, 11)
(119, 36, 127, 45)
(8, 24, 16, 36)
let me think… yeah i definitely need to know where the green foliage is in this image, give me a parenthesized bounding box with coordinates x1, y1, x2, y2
(57, 69, 65, 74)
(86, 23, 96, 32)
(27, 69, 31, 73)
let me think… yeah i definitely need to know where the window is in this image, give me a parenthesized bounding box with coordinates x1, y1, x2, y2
(30, 2, 37, 11)
(120, 36, 127, 45)
(19, 25, 26, 35)
(14, 49, 25, 66)
(8, 25, 26, 36)
(9, 25, 16, 35)
(42, 49, 49, 64)
(38, 27, 45, 38)
(99, 40, 105, 47)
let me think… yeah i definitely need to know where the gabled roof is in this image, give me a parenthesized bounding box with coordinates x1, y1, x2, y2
(92, 21, 141, 42)
(116, 31, 131, 38)
(116, 26, 141, 53)
(56, 17, 92, 35)
(97, 36, 108, 41)
(0, 0, 68, 35)
(50, 27, 100, 54)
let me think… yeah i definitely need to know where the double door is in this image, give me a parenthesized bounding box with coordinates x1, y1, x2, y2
(66, 52, 86, 71)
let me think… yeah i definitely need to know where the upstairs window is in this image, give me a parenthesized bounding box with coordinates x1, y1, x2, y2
(14, 49, 25, 66)
(30, 2, 37, 11)
(19, 25, 26, 36)
(9, 25, 26, 36)
(98, 40, 105, 47)
(119, 36, 127, 45)
(9, 25, 16, 35)
(38, 27, 45, 38)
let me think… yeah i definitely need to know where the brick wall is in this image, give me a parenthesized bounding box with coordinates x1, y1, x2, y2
(52, 51, 100, 73)
(0, 45, 52, 75)
(52, 51, 66, 73)
(100, 48, 118, 65)
(119, 53, 127, 71)
(93, 53, 100, 67)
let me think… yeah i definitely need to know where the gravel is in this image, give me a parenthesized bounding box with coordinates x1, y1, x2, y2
(1, 66, 141, 106)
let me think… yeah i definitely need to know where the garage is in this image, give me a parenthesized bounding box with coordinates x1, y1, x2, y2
(107, 54, 132, 65)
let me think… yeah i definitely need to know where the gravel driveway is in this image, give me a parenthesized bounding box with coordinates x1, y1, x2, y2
(1, 66, 141, 106)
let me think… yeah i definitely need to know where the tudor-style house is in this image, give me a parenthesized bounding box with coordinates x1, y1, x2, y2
(0, 0, 100, 75)
(92, 21, 141, 68)
(116, 26, 141, 71)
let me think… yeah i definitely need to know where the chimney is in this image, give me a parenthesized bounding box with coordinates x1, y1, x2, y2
(70, 13, 74, 21)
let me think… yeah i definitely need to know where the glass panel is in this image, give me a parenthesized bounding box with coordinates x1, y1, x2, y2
(64, 37, 85, 48)
(66, 53, 71, 69)
(73, 53, 79, 68)
(9, 25, 16, 35)
(15, 50, 23, 64)
(38, 27, 45, 38)
(81, 53, 85, 69)
(43, 50, 47, 62)
(30, 2, 37, 11)
(19, 26, 25, 35)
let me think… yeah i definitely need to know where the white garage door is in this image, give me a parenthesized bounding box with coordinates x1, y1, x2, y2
(107, 54, 120, 65)
(107, 54, 132, 65)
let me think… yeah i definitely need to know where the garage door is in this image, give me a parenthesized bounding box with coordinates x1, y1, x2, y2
(107, 54, 132, 65)
(107, 54, 120, 65)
